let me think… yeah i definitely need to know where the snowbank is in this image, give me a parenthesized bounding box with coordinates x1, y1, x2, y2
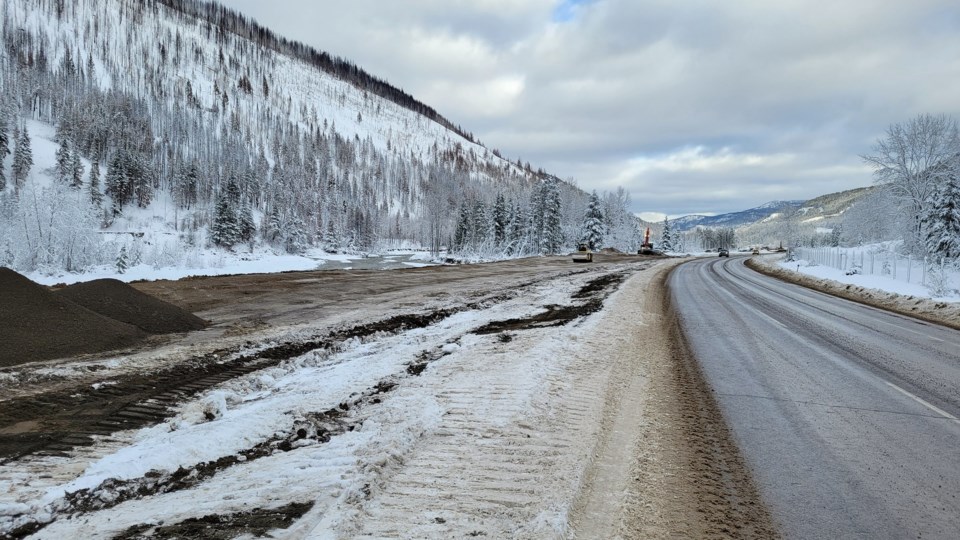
(748, 256, 960, 331)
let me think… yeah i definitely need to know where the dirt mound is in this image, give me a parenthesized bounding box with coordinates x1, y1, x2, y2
(55, 279, 207, 334)
(0, 268, 146, 367)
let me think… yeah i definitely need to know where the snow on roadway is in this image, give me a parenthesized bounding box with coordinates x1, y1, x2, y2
(1, 261, 668, 539)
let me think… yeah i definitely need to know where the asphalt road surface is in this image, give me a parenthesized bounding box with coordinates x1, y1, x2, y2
(669, 256, 960, 539)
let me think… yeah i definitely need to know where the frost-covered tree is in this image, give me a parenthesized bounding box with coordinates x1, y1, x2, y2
(210, 194, 240, 248)
(105, 152, 129, 213)
(55, 139, 72, 183)
(508, 201, 527, 255)
(671, 227, 684, 252)
(237, 205, 256, 246)
(582, 191, 605, 250)
(116, 245, 129, 274)
(69, 150, 84, 190)
(173, 162, 200, 209)
(660, 217, 674, 252)
(830, 224, 842, 247)
(453, 202, 469, 252)
(263, 206, 283, 245)
(0, 182, 102, 272)
(862, 114, 960, 254)
(11, 124, 32, 193)
(493, 193, 507, 247)
(472, 199, 489, 247)
(922, 172, 960, 259)
(283, 216, 308, 254)
(541, 178, 564, 254)
(88, 160, 103, 208)
(0, 116, 9, 190)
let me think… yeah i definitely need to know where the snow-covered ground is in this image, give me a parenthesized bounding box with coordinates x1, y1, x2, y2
(25, 248, 440, 286)
(0, 260, 679, 539)
(747, 254, 960, 332)
(778, 246, 960, 302)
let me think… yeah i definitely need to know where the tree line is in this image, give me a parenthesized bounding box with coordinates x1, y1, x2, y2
(0, 0, 648, 275)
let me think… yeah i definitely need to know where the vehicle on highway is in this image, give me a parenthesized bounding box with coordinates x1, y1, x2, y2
(718, 248, 729, 257)
(751, 248, 760, 255)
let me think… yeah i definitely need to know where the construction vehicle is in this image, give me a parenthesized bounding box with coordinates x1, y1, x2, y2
(639, 227, 654, 255)
(572, 243, 593, 263)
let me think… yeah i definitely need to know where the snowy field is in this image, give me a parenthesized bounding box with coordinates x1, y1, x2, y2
(0, 259, 685, 539)
(25, 248, 440, 287)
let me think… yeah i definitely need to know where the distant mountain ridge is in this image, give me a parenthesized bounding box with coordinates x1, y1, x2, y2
(672, 200, 805, 231)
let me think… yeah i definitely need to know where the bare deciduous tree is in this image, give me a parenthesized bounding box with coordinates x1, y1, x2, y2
(862, 114, 960, 252)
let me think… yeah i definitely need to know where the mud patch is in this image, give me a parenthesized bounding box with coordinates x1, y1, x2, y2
(113, 501, 314, 540)
(58, 378, 398, 517)
(474, 272, 626, 335)
(473, 300, 603, 334)
(0, 306, 469, 463)
(571, 272, 627, 299)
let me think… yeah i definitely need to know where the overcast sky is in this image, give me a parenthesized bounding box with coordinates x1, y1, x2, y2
(223, 0, 960, 219)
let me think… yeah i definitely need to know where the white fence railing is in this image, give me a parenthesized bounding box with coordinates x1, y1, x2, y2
(791, 247, 955, 288)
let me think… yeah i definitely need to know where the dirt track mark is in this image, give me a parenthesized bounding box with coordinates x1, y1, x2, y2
(0, 305, 479, 463)
(57, 378, 396, 518)
(113, 501, 314, 540)
(473, 272, 627, 335)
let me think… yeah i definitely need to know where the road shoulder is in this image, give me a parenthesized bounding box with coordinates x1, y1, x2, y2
(570, 259, 778, 538)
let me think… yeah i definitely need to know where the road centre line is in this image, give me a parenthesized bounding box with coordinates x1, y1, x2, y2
(885, 382, 960, 424)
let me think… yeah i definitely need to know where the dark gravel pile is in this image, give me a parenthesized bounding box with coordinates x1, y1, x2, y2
(55, 278, 207, 334)
(0, 268, 206, 367)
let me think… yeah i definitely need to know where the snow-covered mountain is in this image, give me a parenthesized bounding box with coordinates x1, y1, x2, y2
(0, 0, 644, 277)
(672, 200, 805, 232)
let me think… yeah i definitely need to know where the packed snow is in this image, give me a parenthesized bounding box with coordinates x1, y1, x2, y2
(0, 261, 676, 539)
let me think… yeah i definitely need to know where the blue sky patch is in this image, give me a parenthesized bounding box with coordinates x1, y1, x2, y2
(553, 0, 592, 22)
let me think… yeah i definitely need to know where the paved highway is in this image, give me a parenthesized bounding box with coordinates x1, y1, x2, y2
(669, 256, 960, 539)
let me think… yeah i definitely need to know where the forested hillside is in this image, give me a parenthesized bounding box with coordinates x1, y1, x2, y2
(0, 0, 643, 276)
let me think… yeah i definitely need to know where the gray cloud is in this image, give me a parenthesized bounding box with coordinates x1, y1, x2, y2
(222, 0, 960, 216)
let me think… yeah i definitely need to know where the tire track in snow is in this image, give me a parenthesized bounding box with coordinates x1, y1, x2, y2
(5, 265, 638, 539)
(334, 282, 637, 538)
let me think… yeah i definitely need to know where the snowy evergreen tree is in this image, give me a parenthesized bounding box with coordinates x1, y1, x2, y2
(923, 173, 960, 259)
(104, 152, 129, 214)
(211, 194, 241, 248)
(0, 117, 9, 190)
(284, 216, 308, 254)
(116, 245, 129, 274)
(453, 202, 470, 252)
(660, 217, 674, 252)
(493, 193, 507, 247)
(55, 139, 72, 183)
(581, 190, 605, 250)
(508, 201, 526, 255)
(69, 151, 84, 190)
(88, 160, 103, 208)
(541, 179, 564, 254)
(830, 224, 842, 247)
(670, 227, 684, 253)
(237, 205, 256, 245)
(173, 162, 200, 209)
(472, 199, 489, 247)
(264, 206, 283, 245)
(11, 124, 32, 194)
